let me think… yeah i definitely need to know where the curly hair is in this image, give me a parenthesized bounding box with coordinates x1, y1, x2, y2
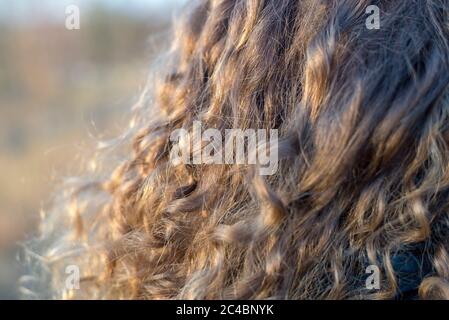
(24, 0, 449, 299)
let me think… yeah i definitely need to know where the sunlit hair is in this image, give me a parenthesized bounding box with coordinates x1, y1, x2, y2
(24, 0, 449, 299)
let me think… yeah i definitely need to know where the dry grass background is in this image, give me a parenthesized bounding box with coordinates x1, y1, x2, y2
(0, 1, 179, 299)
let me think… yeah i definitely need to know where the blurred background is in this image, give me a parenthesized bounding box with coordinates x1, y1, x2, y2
(0, 0, 186, 299)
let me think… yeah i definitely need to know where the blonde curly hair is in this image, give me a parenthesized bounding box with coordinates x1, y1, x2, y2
(25, 0, 449, 299)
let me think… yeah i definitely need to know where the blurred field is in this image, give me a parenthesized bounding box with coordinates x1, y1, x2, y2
(0, 1, 182, 299)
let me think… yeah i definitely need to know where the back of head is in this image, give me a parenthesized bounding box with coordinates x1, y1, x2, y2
(30, 0, 449, 299)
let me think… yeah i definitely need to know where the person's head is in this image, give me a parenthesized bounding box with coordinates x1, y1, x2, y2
(28, 0, 449, 299)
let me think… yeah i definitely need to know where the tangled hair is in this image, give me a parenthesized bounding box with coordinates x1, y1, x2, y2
(24, 0, 449, 299)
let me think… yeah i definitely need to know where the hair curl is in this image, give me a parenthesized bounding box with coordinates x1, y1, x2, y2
(24, 0, 449, 299)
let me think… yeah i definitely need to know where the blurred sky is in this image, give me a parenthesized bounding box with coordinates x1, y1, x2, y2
(0, 0, 187, 25)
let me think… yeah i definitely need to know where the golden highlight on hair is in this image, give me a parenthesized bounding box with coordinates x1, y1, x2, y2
(25, 0, 449, 299)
